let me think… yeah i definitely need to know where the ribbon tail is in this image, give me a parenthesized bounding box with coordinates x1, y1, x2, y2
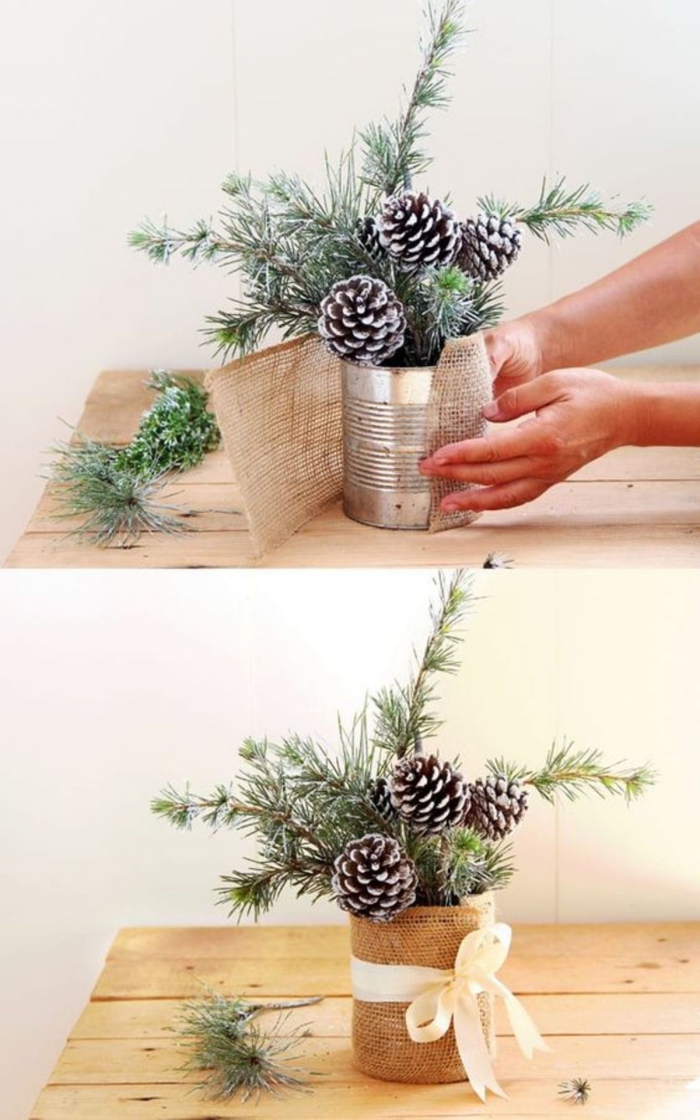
(454, 997, 507, 1102)
(504, 992, 550, 1059)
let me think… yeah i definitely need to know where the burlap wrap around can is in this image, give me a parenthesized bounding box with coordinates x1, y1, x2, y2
(349, 895, 496, 1085)
(205, 333, 492, 558)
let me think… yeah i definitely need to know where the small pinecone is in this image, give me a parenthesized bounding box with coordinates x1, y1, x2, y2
(332, 834, 418, 922)
(379, 191, 462, 271)
(465, 775, 529, 841)
(458, 213, 522, 282)
(389, 755, 470, 835)
(368, 776, 396, 821)
(356, 215, 383, 259)
(318, 275, 406, 365)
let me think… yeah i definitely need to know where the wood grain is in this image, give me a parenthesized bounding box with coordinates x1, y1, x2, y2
(31, 923, 700, 1119)
(7, 367, 700, 568)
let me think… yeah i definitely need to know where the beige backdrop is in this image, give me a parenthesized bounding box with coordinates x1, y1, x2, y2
(2, 0, 700, 559)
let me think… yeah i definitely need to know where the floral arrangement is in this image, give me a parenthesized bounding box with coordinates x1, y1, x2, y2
(153, 571, 654, 923)
(130, 1, 650, 370)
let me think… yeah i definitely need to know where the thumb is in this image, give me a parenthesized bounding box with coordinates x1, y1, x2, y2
(484, 376, 560, 423)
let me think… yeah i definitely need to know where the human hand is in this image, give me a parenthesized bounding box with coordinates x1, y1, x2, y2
(420, 369, 639, 513)
(484, 317, 546, 398)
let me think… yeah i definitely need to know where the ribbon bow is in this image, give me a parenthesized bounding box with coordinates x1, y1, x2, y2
(351, 922, 548, 1101)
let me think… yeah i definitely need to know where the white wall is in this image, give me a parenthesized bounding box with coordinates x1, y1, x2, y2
(2, 0, 700, 560)
(1, 568, 699, 1118)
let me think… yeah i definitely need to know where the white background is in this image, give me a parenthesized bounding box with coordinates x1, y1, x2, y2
(2, 0, 700, 560)
(1, 568, 699, 1118)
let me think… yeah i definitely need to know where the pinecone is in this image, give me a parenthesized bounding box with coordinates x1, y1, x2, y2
(458, 212, 522, 282)
(318, 275, 406, 365)
(356, 215, 383, 259)
(389, 755, 470, 835)
(368, 776, 396, 821)
(465, 774, 529, 840)
(332, 834, 418, 922)
(379, 191, 462, 271)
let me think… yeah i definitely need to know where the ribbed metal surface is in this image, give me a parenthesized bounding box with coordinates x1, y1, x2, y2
(341, 362, 434, 530)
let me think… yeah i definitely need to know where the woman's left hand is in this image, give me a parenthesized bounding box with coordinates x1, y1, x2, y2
(419, 369, 639, 513)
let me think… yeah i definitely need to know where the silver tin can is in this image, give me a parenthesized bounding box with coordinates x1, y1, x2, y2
(341, 361, 435, 530)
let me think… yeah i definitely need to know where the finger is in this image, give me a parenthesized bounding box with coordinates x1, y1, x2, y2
(420, 455, 533, 486)
(426, 423, 539, 467)
(484, 376, 562, 423)
(440, 478, 550, 513)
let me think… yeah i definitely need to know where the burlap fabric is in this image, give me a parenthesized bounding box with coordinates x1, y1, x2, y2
(206, 332, 492, 558)
(427, 333, 491, 533)
(349, 895, 496, 1085)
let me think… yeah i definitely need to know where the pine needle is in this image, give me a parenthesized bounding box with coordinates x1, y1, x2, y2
(558, 1077, 592, 1105)
(176, 990, 323, 1102)
(48, 372, 219, 547)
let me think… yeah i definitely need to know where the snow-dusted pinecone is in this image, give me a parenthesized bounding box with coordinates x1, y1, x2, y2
(389, 755, 470, 835)
(318, 275, 406, 365)
(458, 213, 522, 282)
(332, 834, 418, 922)
(368, 776, 396, 822)
(465, 774, 529, 840)
(356, 215, 384, 259)
(379, 191, 462, 271)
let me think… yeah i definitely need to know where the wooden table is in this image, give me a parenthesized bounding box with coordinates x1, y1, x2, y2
(7, 367, 700, 568)
(31, 923, 700, 1118)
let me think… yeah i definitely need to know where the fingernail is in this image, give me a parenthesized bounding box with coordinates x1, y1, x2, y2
(483, 401, 499, 420)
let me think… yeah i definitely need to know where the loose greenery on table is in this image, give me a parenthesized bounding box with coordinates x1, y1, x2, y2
(153, 571, 654, 924)
(176, 990, 323, 1102)
(49, 371, 220, 547)
(130, 1, 649, 369)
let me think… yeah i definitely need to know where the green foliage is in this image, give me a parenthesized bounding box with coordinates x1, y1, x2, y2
(130, 2, 649, 367)
(372, 569, 476, 758)
(488, 740, 656, 805)
(176, 989, 322, 1101)
(48, 372, 219, 547)
(49, 435, 185, 547)
(360, 0, 469, 193)
(153, 572, 654, 921)
(487, 176, 653, 245)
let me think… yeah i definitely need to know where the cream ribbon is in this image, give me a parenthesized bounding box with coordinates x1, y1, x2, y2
(351, 922, 548, 1101)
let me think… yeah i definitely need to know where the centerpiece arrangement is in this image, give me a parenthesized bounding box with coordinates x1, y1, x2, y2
(153, 571, 654, 1099)
(130, 0, 650, 548)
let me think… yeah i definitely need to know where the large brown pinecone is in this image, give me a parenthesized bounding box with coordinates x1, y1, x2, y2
(457, 212, 522, 282)
(388, 755, 470, 835)
(464, 774, 529, 840)
(318, 275, 406, 365)
(332, 834, 418, 922)
(379, 191, 462, 271)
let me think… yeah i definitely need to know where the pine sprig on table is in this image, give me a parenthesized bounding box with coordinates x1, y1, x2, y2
(176, 990, 323, 1102)
(48, 372, 219, 547)
(487, 740, 656, 804)
(372, 569, 476, 759)
(361, 0, 469, 193)
(482, 176, 652, 244)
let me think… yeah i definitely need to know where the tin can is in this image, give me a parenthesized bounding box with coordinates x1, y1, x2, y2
(341, 362, 435, 530)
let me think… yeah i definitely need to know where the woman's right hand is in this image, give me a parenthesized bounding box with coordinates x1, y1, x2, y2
(484, 317, 547, 398)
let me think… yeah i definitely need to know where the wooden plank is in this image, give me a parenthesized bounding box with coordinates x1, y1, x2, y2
(30, 1078, 700, 1119)
(69, 992, 700, 1041)
(47, 1034, 700, 1085)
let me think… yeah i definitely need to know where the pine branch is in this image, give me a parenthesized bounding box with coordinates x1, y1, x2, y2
(49, 436, 187, 547)
(487, 740, 656, 805)
(372, 568, 475, 759)
(361, 0, 469, 193)
(488, 177, 652, 245)
(176, 990, 322, 1101)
